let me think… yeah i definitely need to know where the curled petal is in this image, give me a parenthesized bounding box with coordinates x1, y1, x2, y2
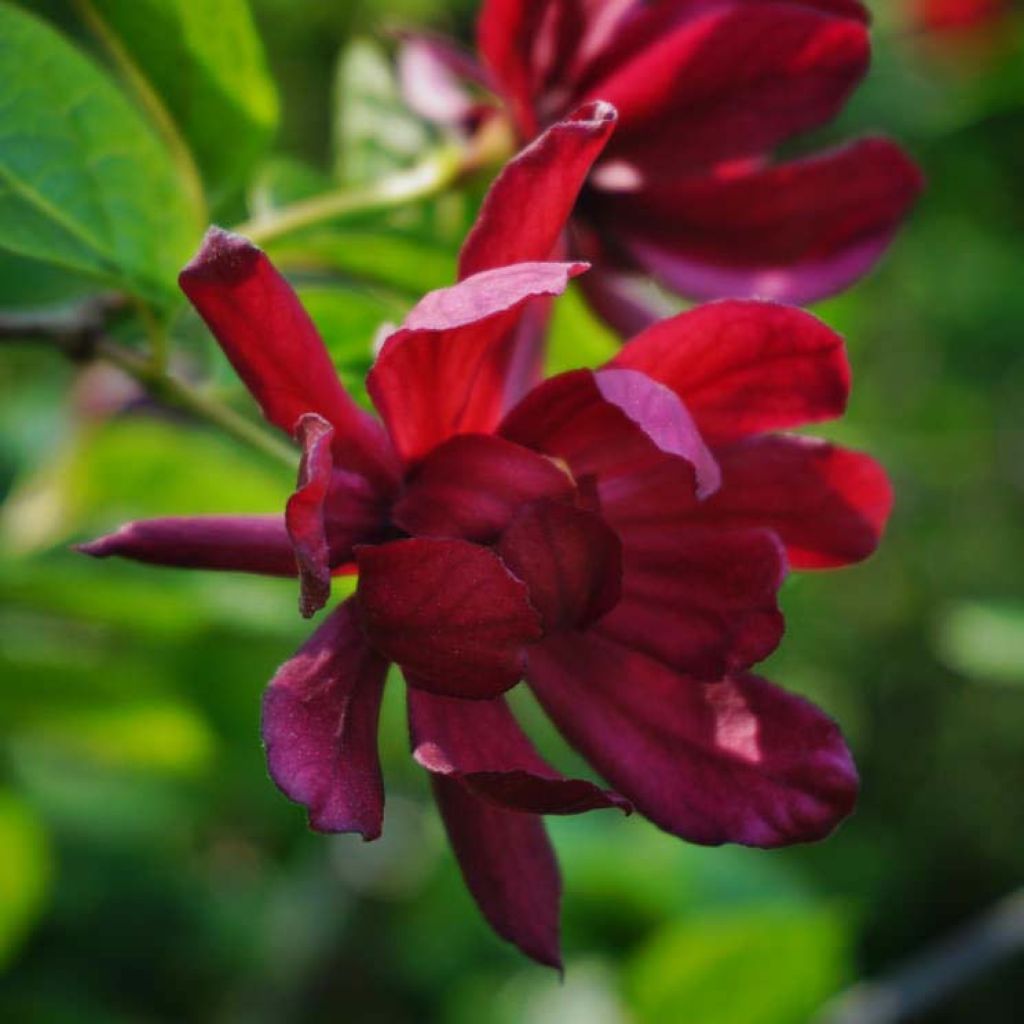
(262, 600, 389, 838)
(528, 634, 859, 847)
(356, 538, 542, 699)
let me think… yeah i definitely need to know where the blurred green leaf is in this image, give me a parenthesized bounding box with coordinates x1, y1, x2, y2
(936, 600, 1024, 685)
(81, 0, 279, 198)
(247, 156, 333, 219)
(0, 2, 200, 303)
(333, 38, 431, 186)
(545, 284, 620, 375)
(626, 906, 850, 1024)
(0, 790, 52, 970)
(0, 249, 95, 311)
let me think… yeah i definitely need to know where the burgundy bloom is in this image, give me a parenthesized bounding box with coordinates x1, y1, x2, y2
(80, 115, 890, 967)
(402, 0, 924, 332)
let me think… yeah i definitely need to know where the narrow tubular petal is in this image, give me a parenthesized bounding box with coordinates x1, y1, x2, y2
(431, 775, 562, 968)
(261, 600, 389, 838)
(594, 526, 785, 679)
(286, 415, 334, 618)
(356, 539, 542, 699)
(367, 262, 586, 464)
(690, 435, 894, 569)
(179, 228, 398, 491)
(392, 434, 575, 543)
(497, 500, 622, 631)
(408, 688, 630, 814)
(610, 301, 851, 444)
(601, 138, 924, 306)
(501, 367, 720, 501)
(586, 4, 870, 174)
(528, 634, 859, 847)
(459, 102, 617, 277)
(77, 516, 297, 576)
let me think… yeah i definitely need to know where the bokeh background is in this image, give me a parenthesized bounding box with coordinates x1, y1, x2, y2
(2, 1, 1024, 1021)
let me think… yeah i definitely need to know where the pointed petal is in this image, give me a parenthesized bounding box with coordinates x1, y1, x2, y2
(528, 634, 858, 847)
(392, 434, 574, 542)
(262, 600, 389, 838)
(409, 688, 629, 814)
(432, 776, 562, 968)
(691, 435, 893, 569)
(611, 300, 851, 444)
(367, 262, 586, 464)
(179, 228, 398, 490)
(356, 539, 542, 699)
(77, 516, 297, 576)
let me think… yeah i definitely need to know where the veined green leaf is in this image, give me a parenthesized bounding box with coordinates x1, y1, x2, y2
(0, 2, 200, 303)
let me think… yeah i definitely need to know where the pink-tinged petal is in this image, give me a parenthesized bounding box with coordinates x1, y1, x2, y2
(528, 634, 858, 847)
(356, 539, 542, 699)
(602, 139, 924, 305)
(690, 435, 894, 569)
(595, 526, 785, 679)
(262, 600, 388, 838)
(610, 301, 850, 444)
(367, 262, 586, 464)
(501, 367, 720, 501)
(77, 516, 297, 576)
(587, 4, 870, 174)
(409, 688, 629, 814)
(286, 415, 334, 618)
(179, 228, 398, 491)
(497, 500, 622, 631)
(392, 434, 574, 543)
(431, 775, 562, 967)
(459, 102, 617, 277)
(397, 34, 484, 128)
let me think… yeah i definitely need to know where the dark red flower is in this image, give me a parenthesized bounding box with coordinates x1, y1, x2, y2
(79, 115, 889, 967)
(402, 0, 924, 331)
(913, 0, 1010, 32)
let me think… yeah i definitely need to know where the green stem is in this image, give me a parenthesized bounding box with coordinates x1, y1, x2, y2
(236, 146, 465, 246)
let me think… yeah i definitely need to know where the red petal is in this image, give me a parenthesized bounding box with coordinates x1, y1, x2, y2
(409, 688, 629, 814)
(611, 300, 851, 444)
(497, 500, 622, 631)
(77, 516, 297, 576)
(528, 634, 858, 847)
(596, 526, 785, 678)
(459, 102, 616, 277)
(431, 775, 562, 967)
(501, 367, 720, 501)
(397, 34, 483, 127)
(392, 434, 574, 542)
(261, 600, 389, 838)
(179, 228, 398, 491)
(367, 262, 585, 464)
(355, 539, 542, 699)
(602, 139, 923, 305)
(691, 435, 894, 569)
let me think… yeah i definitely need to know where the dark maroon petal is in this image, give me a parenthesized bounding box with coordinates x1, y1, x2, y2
(690, 435, 893, 569)
(610, 300, 851, 444)
(286, 415, 334, 618)
(528, 634, 859, 847)
(595, 526, 785, 679)
(586, 4, 870, 175)
(408, 688, 629, 814)
(431, 775, 562, 968)
(602, 138, 923, 305)
(497, 500, 622, 631)
(367, 262, 586, 464)
(356, 539, 542, 699)
(179, 228, 398, 491)
(262, 600, 389, 838)
(392, 434, 574, 543)
(77, 516, 297, 576)
(574, 260, 663, 337)
(459, 102, 617, 277)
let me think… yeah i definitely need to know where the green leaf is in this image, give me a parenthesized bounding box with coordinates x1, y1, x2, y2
(936, 600, 1024, 686)
(0, 2, 200, 303)
(0, 791, 52, 970)
(626, 906, 851, 1024)
(333, 38, 431, 187)
(545, 284, 620, 375)
(0, 248, 95, 310)
(81, 0, 279, 197)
